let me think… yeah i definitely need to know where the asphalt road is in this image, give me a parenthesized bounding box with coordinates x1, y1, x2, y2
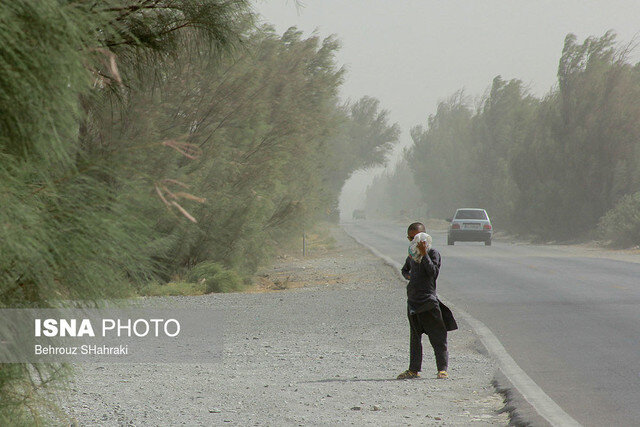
(343, 220, 640, 427)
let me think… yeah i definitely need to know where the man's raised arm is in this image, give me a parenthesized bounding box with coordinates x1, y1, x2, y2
(421, 250, 440, 279)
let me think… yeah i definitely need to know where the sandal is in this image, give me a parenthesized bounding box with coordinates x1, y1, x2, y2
(437, 370, 449, 379)
(396, 369, 420, 379)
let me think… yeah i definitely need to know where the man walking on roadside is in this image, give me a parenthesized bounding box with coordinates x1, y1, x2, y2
(397, 222, 457, 380)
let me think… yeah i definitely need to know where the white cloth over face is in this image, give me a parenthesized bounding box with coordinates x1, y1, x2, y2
(408, 232, 432, 262)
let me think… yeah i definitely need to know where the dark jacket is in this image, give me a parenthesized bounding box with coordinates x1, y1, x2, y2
(401, 249, 458, 331)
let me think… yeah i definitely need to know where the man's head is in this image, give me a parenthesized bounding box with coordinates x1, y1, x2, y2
(407, 222, 426, 241)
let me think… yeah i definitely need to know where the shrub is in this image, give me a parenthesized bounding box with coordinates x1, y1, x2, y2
(137, 281, 206, 297)
(598, 192, 640, 248)
(187, 262, 244, 293)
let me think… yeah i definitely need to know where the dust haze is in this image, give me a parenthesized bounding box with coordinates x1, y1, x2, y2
(257, 0, 640, 245)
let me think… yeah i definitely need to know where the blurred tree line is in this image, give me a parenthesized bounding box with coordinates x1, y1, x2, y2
(363, 158, 426, 220)
(0, 0, 397, 422)
(366, 32, 640, 246)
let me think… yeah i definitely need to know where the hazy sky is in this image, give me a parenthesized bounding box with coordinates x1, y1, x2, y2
(254, 1, 640, 217)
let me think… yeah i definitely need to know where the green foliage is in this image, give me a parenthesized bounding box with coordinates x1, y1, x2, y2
(511, 31, 640, 239)
(138, 281, 206, 297)
(404, 79, 537, 224)
(105, 24, 399, 279)
(598, 192, 640, 247)
(0, 0, 250, 422)
(2, 1, 397, 420)
(0, 2, 88, 168)
(369, 31, 640, 244)
(0, 363, 70, 425)
(187, 262, 243, 293)
(407, 91, 475, 218)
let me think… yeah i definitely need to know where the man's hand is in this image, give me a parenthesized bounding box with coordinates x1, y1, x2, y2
(417, 241, 427, 256)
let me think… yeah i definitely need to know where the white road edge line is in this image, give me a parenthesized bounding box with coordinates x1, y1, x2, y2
(343, 226, 582, 427)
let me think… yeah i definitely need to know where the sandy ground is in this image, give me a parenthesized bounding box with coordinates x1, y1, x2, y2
(54, 230, 510, 426)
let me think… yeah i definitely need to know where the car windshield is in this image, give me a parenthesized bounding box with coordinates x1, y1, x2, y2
(455, 210, 487, 220)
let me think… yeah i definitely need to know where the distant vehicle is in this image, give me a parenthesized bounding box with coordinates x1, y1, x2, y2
(352, 209, 366, 220)
(446, 208, 492, 246)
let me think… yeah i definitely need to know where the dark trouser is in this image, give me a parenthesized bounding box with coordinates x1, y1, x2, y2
(408, 307, 448, 372)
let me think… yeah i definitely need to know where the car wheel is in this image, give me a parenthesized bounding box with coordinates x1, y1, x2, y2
(485, 239, 492, 246)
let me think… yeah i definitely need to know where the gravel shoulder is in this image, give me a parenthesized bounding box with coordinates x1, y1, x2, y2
(55, 228, 509, 426)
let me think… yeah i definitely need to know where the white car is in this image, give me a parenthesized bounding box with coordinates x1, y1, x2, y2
(446, 208, 493, 246)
